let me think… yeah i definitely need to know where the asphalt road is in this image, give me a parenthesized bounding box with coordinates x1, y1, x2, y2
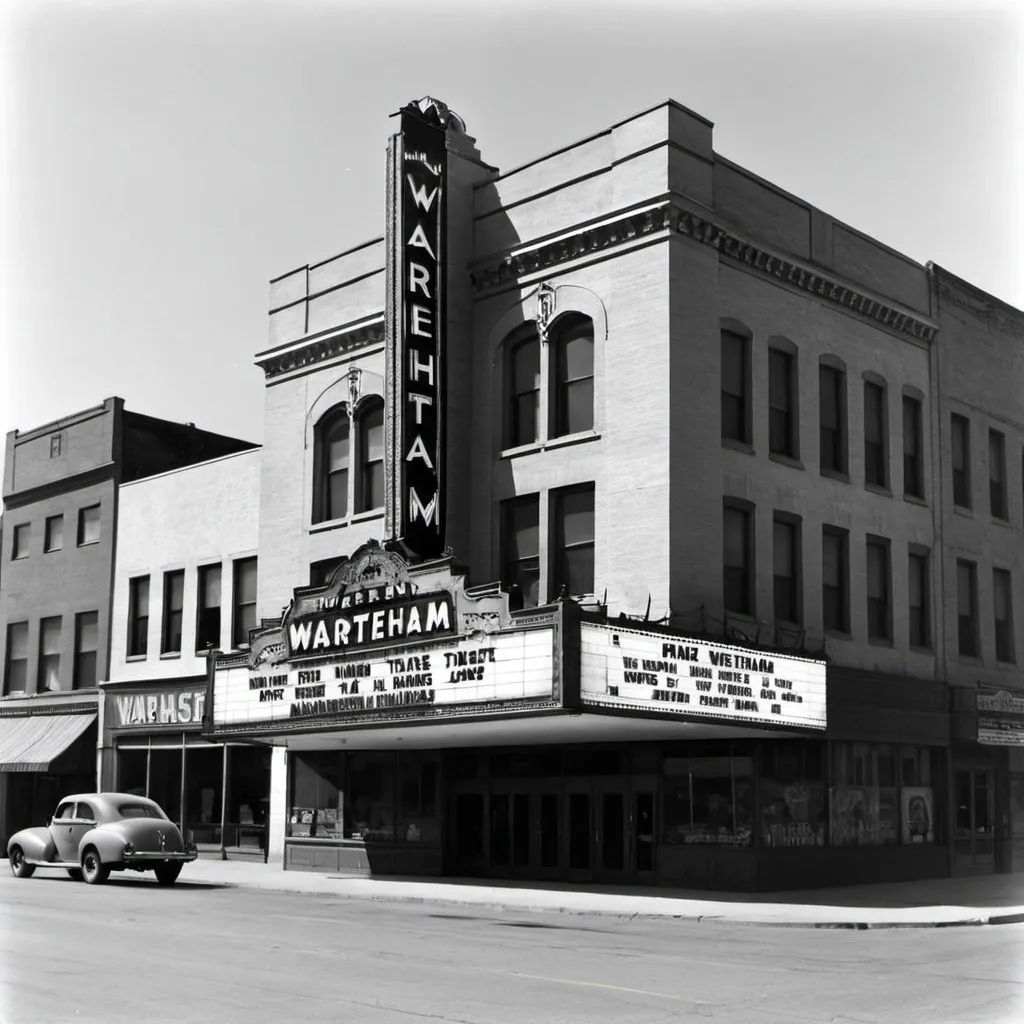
(1, 870, 1022, 1024)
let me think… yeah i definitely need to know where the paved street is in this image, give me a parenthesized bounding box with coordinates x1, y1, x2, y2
(1, 872, 1022, 1024)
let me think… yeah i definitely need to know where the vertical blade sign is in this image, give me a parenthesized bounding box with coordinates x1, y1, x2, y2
(396, 108, 446, 558)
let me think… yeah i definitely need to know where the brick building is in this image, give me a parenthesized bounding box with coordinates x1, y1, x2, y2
(194, 96, 1024, 889)
(0, 397, 256, 848)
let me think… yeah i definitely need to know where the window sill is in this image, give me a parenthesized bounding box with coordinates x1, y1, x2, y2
(126, 654, 148, 663)
(11, 555, 28, 561)
(44, 548, 62, 555)
(903, 493, 928, 508)
(721, 438, 754, 456)
(953, 504, 974, 518)
(867, 636, 894, 648)
(864, 483, 892, 498)
(500, 430, 601, 460)
(824, 629, 853, 642)
(991, 515, 1011, 528)
(820, 468, 850, 484)
(909, 645, 934, 656)
(768, 452, 803, 471)
(76, 539, 100, 548)
(309, 508, 385, 534)
(159, 652, 182, 661)
(957, 653, 983, 664)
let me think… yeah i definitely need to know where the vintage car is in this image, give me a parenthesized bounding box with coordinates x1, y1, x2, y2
(7, 792, 198, 885)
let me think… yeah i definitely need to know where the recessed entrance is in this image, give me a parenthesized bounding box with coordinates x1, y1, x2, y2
(953, 767, 995, 873)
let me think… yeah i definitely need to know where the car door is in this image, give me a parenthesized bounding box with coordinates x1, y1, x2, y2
(69, 801, 99, 861)
(50, 801, 80, 862)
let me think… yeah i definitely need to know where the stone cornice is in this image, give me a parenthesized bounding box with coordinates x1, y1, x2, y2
(471, 202, 938, 344)
(256, 321, 385, 380)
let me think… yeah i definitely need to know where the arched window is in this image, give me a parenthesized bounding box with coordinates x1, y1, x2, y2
(552, 316, 594, 437)
(313, 405, 349, 524)
(508, 333, 541, 447)
(357, 398, 385, 512)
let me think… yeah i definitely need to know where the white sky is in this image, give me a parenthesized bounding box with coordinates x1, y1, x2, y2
(1, 0, 1021, 455)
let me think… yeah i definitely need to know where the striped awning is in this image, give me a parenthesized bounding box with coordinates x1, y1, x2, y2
(0, 713, 96, 771)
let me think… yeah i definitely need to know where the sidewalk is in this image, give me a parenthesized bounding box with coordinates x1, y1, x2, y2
(178, 858, 1024, 929)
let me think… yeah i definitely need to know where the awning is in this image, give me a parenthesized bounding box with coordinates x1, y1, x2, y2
(0, 713, 97, 771)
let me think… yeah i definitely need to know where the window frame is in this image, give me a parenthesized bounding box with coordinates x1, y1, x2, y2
(356, 397, 385, 514)
(551, 316, 595, 439)
(951, 413, 971, 509)
(4, 621, 29, 694)
(501, 495, 541, 609)
(127, 575, 150, 659)
(768, 344, 798, 460)
(232, 557, 258, 649)
(38, 616, 62, 691)
(77, 504, 101, 546)
(989, 428, 1007, 520)
(312, 404, 351, 525)
(772, 514, 801, 625)
(819, 360, 848, 476)
(73, 611, 99, 689)
(865, 535, 892, 643)
(863, 377, 889, 490)
(822, 526, 850, 635)
(195, 563, 222, 653)
(993, 567, 1015, 664)
(44, 514, 64, 553)
(507, 329, 542, 449)
(908, 547, 931, 650)
(160, 569, 185, 656)
(902, 393, 924, 500)
(723, 501, 754, 617)
(12, 522, 30, 560)
(956, 559, 979, 658)
(720, 327, 751, 447)
(552, 483, 595, 600)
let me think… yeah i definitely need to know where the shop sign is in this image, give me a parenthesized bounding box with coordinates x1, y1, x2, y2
(977, 688, 1024, 746)
(580, 623, 826, 730)
(214, 628, 554, 727)
(111, 688, 206, 728)
(386, 98, 449, 559)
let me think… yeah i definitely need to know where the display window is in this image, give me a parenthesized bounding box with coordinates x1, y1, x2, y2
(830, 742, 941, 846)
(661, 754, 753, 846)
(760, 740, 826, 848)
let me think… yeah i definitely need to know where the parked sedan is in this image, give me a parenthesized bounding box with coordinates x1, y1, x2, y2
(7, 792, 198, 885)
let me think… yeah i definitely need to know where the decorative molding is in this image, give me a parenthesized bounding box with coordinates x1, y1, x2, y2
(402, 96, 467, 134)
(471, 201, 938, 344)
(257, 322, 384, 380)
(535, 282, 556, 343)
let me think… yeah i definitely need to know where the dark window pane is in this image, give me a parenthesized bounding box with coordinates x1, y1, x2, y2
(78, 505, 100, 545)
(773, 519, 798, 623)
(957, 561, 977, 657)
(555, 324, 594, 437)
(951, 414, 970, 508)
(721, 331, 747, 442)
(4, 621, 29, 693)
(128, 577, 150, 657)
(510, 337, 540, 446)
(555, 485, 595, 597)
(864, 382, 886, 487)
(233, 558, 258, 647)
(74, 611, 99, 689)
(989, 430, 1006, 518)
(768, 350, 794, 456)
(723, 506, 751, 615)
(822, 530, 847, 632)
(902, 397, 923, 498)
(196, 564, 222, 651)
(819, 365, 846, 472)
(909, 553, 930, 648)
(503, 497, 540, 607)
(994, 569, 1015, 663)
(358, 401, 385, 512)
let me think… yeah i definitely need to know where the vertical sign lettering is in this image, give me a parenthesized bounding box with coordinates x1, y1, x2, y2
(386, 104, 447, 558)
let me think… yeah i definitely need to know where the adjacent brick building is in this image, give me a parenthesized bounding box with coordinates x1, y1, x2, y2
(0, 397, 257, 848)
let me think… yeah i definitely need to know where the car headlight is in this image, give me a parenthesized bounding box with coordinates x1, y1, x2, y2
(123, 842, 135, 855)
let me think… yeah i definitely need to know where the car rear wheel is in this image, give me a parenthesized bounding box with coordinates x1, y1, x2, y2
(154, 863, 182, 886)
(9, 846, 35, 878)
(81, 847, 109, 885)
(66, 868, 84, 881)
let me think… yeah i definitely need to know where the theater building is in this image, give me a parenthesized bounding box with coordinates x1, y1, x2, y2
(100, 448, 269, 859)
(205, 97, 1022, 889)
(0, 398, 255, 850)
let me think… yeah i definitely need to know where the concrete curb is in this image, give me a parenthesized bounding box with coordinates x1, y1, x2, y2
(188, 875, 1022, 930)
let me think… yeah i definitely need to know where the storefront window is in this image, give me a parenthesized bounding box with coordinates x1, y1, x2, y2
(185, 745, 224, 843)
(761, 740, 825, 848)
(661, 755, 753, 846)
(289, 752, 344, 838)
(148, 744, 183, 826)
(397, 754, 440, 844)
(346, 753, 396, 842)
(116, 747, 149, 798)
(227, 746, 271, 849)
(831, 742, 940, 846)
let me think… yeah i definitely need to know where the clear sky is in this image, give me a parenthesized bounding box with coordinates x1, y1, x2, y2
(1, 0, 1021, 456)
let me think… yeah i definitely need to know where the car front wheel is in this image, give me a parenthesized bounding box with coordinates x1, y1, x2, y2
(81, 847, 109, 885)
(154, 863, 182, 886)
(9, 846, 35, 878)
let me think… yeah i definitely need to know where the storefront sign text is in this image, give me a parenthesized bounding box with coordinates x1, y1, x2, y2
(580, 624, 826, 730)
(977, 689, 1024, 746)
(112, 689, 206, 728)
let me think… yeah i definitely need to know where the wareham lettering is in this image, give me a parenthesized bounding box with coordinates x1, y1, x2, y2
(394, 106, 446, 557)
(286, 594, 454, 657)
(584, 626, 826, 729)
(114, 691, 205, 727)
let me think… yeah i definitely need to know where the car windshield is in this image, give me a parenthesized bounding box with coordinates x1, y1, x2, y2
(118, 803, 166, 820)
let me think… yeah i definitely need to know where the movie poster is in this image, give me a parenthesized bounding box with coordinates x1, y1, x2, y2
(901, 786, 934, 844)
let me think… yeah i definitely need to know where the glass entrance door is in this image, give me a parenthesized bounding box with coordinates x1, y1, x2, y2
(954, 768, 995, 871)
(487, 784, 563, 880)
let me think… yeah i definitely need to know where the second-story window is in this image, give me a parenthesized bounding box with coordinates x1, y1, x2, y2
(502, 496, 540, 608)
(12, 523, 30, 560)
(822, 527, 849, 634)
(993, 568, 1015, 664)
(196, 564, 222, 652)
(314, 406, 349, 524)
(553, 484, 595, 598)
(951, 414, 971, 509)
(866, 537, 891, 641)
(128, 576, 150, 658)
(232, 557, 258, 648)
(74, 611, 99, 689)
(772, 516, 800, 624)
(957, 559, 979, 658)
(989, 429, 1007, 520)
(161, 570, 185, 655)
(908, 549, 930, 649)
(39, 617, 62, 690)
(723, 503, 753, 616)
(4, 622, 29, 694)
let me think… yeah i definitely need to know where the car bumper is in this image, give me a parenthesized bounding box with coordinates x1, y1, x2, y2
(123, 845, 198, 865)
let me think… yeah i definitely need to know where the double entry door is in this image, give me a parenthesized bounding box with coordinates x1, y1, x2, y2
(954, 767, 996, 872)
(453, 778, 656, 883)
